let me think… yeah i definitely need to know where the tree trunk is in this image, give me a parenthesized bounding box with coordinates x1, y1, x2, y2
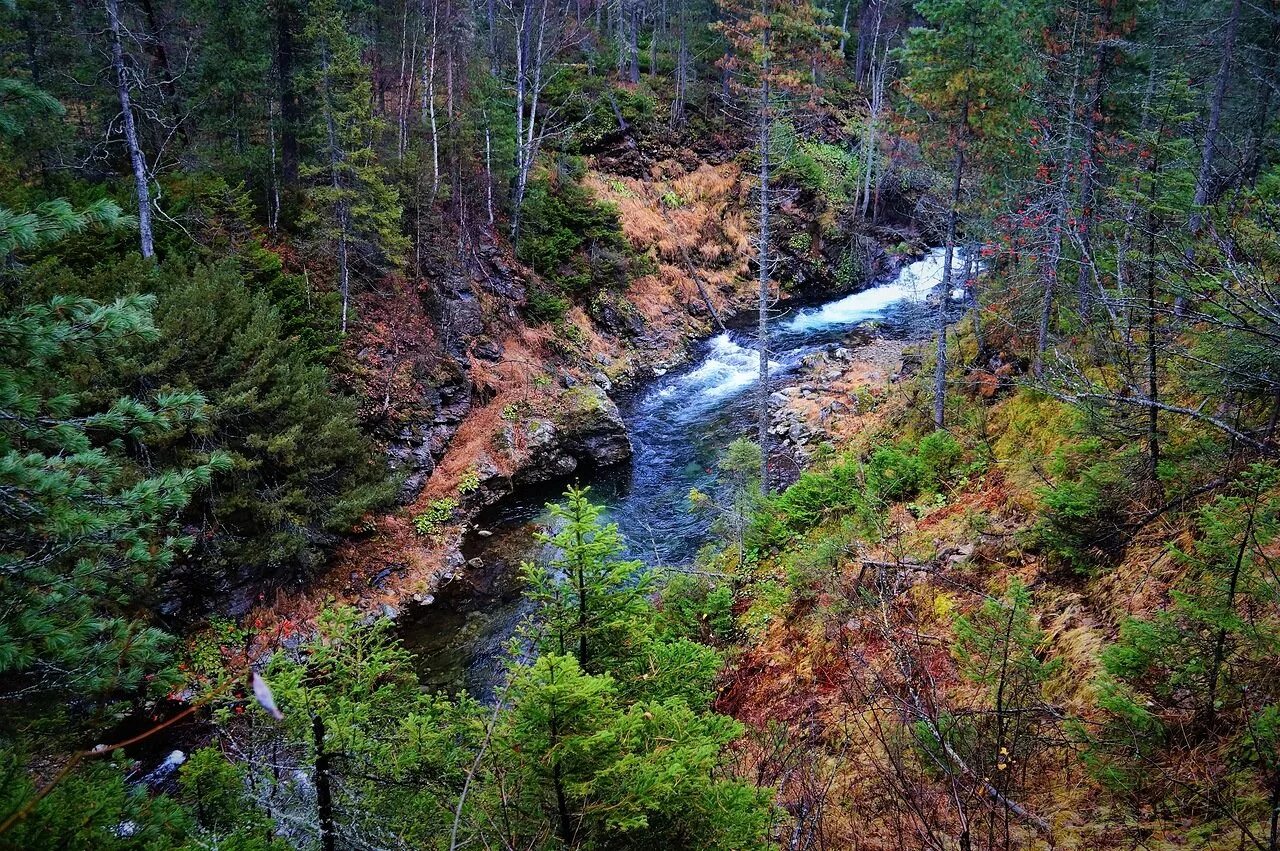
(1036, 26, 1083, 377)
(1186, 0, 1243, 269)
(275, 0, 300, 183)
(423, 0, 441, 198)
(1202, 486, 1259, 730)
(935, 102, 968, 430)
(628, 3, 640, 83)
(105, 0, 154, 259)
(318, 39, 352, 334)
(312, 715, 337, 851)
(757, 8, 772, 495)
(670, 0, 688, 125)
(1073, 0, 1114, 319)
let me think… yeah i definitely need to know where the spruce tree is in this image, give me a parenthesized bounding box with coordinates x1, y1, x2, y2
(299, 0, 408, 334)
(522, 486, 653, 672)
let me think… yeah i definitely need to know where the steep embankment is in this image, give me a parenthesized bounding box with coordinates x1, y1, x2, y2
(707, 317, 1222, 847)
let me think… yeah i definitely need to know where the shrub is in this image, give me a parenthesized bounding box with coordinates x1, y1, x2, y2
(458, 468, 481, 495)
(525, 289, 570, 324)
(917, 431, 963, 488)
(659, 573, 736, 643)
(866, 446, 924, 500)
(517, 175, 632, 294)
(413, 498, 458, 536)
(1033, 453, 1131, 572)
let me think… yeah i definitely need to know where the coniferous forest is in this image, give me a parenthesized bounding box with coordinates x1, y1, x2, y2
(2, 0, 1280, 846)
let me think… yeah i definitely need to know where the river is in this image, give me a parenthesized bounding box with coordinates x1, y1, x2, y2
(400, 247, 963, 699)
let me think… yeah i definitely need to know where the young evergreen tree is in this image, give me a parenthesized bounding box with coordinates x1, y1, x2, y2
(299, 0, 408, 334)
(522, 486, 653, 672)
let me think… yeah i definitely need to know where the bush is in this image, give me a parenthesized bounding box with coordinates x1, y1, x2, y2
(917, 431, 963, 488)
(525, 289, 570, 324)
(659, 573, 736, 643)
(1033, 451, 1131, 572)
(756, 456, 869, 547)
(517, 175, 632, 294)
(866, 446, 924, 500)
(413, 497, 458, 536)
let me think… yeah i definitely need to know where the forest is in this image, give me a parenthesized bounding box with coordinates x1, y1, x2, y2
(0, 0, 1278, 847)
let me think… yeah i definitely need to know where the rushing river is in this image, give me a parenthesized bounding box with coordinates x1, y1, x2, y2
(401, 247, 963, 698)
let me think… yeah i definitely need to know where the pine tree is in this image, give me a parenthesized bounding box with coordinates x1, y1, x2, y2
(0, 294, 227, 698)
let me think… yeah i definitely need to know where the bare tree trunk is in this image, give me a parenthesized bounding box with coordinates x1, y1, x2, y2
(935, 101, 968, 430)
(1244, 20, 1278, 187)
(318, 38, 352, 334)
(1186, 0, 1243, 265)
(671, 0, 689, 125)
(757, 5, 772, 495)
(105, 0, 154, 259)
(838, 0, 850, 56)
(484, 104, 496, 227)
(857, 13, 886, 219)
(1036, 19, 1083, 377)
(628, 1, 640, 83)
(1073, 0, 1114, 319)
(423, 0, 441, 198)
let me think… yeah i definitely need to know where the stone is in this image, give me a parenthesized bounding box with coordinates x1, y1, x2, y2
(472, 337, 502, 362)
(592, 371, 613, 391)
(477, 529, 493, 537)
(467, 557, 483, 569)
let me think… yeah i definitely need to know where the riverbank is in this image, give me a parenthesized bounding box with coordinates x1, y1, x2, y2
(225, 153, 926, 654)
(397, 248, 962, 696)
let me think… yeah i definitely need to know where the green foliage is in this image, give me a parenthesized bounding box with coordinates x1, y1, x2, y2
(1090, 472, 1280, 797)
(497, 653, 772, 850)
(413, 497, 459, 536)
(260, 607, 479, 847)
(900, 0, 1040, 154)
(691, 439, 764, 568)
(0, 747, 197, 850)
(517, 174, 633, 294)
(659, 572, 737, 644)
(458, 467, 481, 494)
(0, 294, 226, 697)
(1033, 441, 1132, 572)
(522, 486, 653, 671)
(865, 446, 924, 500)
(740, 579, 792, 638)
(298, 0, 407, 297)
(146, 263, 392, 581)
(0, 199, 134, 257)
(917, 431, 963, 488)
(525, 288, 571, 324)
(178, 748, 287, 847)
(772, 121, 862, 209)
